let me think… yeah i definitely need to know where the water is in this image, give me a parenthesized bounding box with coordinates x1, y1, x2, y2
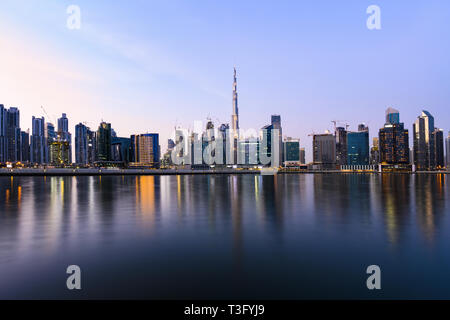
(0, 174, 449, 299)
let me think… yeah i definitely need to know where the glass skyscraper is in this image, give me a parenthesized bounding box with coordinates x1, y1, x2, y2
(379, 108, 410, 167)
(347, 127, 369, 165)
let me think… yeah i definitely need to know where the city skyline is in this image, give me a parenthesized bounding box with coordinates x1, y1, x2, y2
(0, 1, 450, 162)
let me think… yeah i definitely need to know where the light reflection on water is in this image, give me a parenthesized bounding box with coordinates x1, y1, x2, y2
(0, 174, 449, 299)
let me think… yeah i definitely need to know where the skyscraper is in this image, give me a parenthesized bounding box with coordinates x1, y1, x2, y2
(6, 107, 21, 162)
(313, 132, 336, 169)
(347, 126, 369, 166)
(231, 67, 239, 136)
(75, 123, 88, 165)
(30, 116, 47, 164)
(0, 104, 6, 163)
(413, 111, 435, 170)
(97, 122, 112, 162)
(130, 133, 160, 168)
(370, 137, 380, 164)
(385, 107, 400, 125)
(379, 108, 410, 170)
(271, 115, 283, 163)
(433, 128, 445, 170)
(57, 113, 72, 163)
(283, 137, 300, 167)
(20, 131, 30, 163)
(335, 126, 347, 165)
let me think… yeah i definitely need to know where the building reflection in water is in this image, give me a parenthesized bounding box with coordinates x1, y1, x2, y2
(378, 174, 412, 245)
(414, 174, 446, 245)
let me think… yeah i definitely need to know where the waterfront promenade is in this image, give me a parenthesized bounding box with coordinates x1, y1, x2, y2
(0, 168, 448, 176)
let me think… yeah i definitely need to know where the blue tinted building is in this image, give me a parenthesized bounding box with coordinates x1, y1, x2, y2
(347, 130, 369, 165)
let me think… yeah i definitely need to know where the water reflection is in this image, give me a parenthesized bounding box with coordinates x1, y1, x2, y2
(0, 174, 448, 298)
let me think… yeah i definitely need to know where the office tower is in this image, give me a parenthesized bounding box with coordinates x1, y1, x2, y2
(6, 107, 21, 162)
(283, 137, 300, 166)
(218, 123, 230, 165)
(112, 137, 131, 163)
(87, 129, 97, 164)
(97, 122, 112, 162)
(58, 113, 69, 138)
(75, 123, 88, 165)
(385, 107, 400, 125)
(271, 115, 283, 163)
(335, 126, 347, 165)
(46, 123, 56, 142)
(299, 148, 306, 164)
(370, 137, 380, 164)
(167, 139, 175, 151)
(433, 128, 445, 170)
(20, 131, 30, 162)
(413, 111, 435, 170)
(237, 138, 259, 166)
(0, 105, 6, 162)
(313, 132, 336, 169)
(30, 116, 47, 164)
(446, 132, 450, 168)
(347, 128, 369, 165)
(379, 108, 409, 167)
(49, 139, 70, 166)
(260, 124, 273, 165)
(231, 67, 239, 137)
(57, 113, 72, 163)
(130, 133, 160, 168)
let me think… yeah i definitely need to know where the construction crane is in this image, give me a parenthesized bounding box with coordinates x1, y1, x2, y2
(331, 120, 349, 131)
(41, 106, 56, 125)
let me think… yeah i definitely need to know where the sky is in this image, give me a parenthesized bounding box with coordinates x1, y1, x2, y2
(0, 0, 449, 162)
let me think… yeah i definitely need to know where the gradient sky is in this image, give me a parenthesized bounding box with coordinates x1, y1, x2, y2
(0, 0, 449, 161)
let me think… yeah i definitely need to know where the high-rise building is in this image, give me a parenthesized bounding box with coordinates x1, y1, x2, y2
(49, 139, 70, 166)
(313, 132, 336, 169)
(0, 104, 6, 163)
(97, 122, 112, 162)
(385, 107, 400, 125)
(271, 115, 283, 163)
(413, 110, 436, 171)
(347, 124, 369, 165)
(20, 131, 30, 162)
(370, 137, 380, 164)
(347, 130, 369, 165)
(57, 113, 72, 163)
(379, 108, 409, 168)
(46, 123, 56, 142)
(30, 116, 47, 164)
(299, 148, 306, 164)
(130, 133, 160, 168)
(231, 67, 239, 137)
(6, 107, 21, 162)
(283, 137, 300, 167)
(112, 137, 131, 163)
(260, 124, 273, 166)
(433, 128, 445, 170)
(335, 126, 347, 165)
(446, 132, 450, 168)
(75, 123, 88, 165)
(87, 129, 97, 164)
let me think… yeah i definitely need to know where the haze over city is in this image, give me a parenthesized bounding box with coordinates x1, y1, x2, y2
(0, 0, 449, 161)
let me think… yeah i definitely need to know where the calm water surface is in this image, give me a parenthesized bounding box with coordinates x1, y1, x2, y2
(0, 174, 449, 299)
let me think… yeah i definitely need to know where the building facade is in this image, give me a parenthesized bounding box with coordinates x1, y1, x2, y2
(347, 126, 369, 165)
(313, 133, 336, 169)
(130, 133, 160, 168)
(379, 108, 410, 169)
(30, 116, 47, 164)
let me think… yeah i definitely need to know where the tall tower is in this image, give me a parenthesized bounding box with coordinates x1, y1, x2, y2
(231, 67, 239, 136)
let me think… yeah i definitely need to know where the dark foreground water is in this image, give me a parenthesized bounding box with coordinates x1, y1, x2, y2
(0, 174, 449, 299)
